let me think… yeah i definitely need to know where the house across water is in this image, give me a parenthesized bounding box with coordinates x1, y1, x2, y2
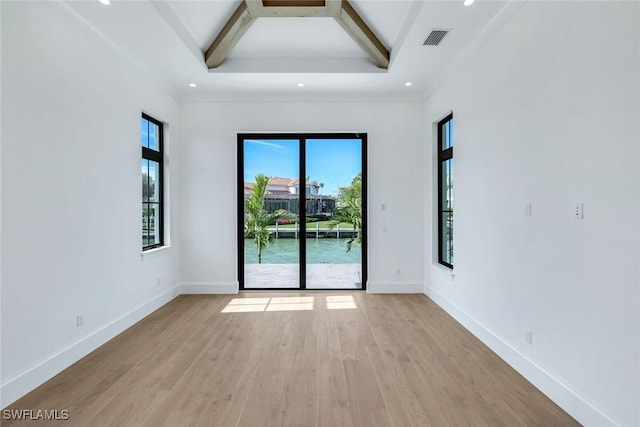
(244, 177, 335, 216)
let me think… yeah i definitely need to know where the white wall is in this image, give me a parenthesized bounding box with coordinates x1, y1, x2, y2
(179, 101, 424, 293)
(424, 2, 639, 426)
(1, 2, 181, 407)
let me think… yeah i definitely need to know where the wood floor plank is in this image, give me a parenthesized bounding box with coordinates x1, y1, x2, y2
(324, 301, 356, 427)
(2, 293, 580, 427)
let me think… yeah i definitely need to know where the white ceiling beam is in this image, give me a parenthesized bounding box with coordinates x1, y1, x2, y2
(335, 0, 389, 69)
(262, 0, 324, 7)
(257, 6, 327, 17)
(248, 0, 329, 18)
(245, 0, 342, 18)
(207, 57, 385, 74)
(151, 1, 206, 68)
(205, 2, 256, 68)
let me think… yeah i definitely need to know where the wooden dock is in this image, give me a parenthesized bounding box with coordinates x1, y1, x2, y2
(267, 224, 359, 239)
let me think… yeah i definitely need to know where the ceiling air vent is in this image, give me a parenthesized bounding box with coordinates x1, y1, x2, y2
(423, 29, 450, 46)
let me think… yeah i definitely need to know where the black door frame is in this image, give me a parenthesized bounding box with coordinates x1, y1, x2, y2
(237, 133, 367, 291)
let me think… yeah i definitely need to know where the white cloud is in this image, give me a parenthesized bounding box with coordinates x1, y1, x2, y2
(246, 140, 286, 150)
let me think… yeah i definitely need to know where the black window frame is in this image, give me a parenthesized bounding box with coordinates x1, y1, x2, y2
(141, 113, 164, 251)
(437, 113, 453, 269)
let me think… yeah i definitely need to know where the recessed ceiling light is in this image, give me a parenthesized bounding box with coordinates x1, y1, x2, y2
(464, 0, 475, 6)
(297, 83, 304, 87)
(99, 0, 111, 5)
(405, 82, 412, 87)
(189, 83, 197, 88)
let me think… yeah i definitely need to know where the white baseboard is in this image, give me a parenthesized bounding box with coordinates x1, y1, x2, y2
(424, 286, 619, 427)
(367, 282, 424, 294)
(180, 282, 238, 294)
(0, 286, 181, 409)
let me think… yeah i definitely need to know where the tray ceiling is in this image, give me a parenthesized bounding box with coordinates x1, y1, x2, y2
(60, 0, 521, 101)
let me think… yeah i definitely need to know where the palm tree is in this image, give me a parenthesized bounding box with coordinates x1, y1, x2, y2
(245, 174, 285, 263)
(329, 173, 362, 252)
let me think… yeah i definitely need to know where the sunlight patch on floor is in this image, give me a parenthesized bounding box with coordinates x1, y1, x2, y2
(221, 303, 268, 313)
(222, 295, 358, 313)
(326, 295, 357, 310)
(222, 296, 315, 313)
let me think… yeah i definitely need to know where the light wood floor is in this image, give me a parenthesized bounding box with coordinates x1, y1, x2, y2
(4, 293, 580, 427)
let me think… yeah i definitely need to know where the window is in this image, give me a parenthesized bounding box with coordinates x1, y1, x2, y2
(141, 113, 164, 250)
(437, 114, 453, 268)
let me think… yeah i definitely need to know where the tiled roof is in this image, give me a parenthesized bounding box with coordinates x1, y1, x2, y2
(244, 177, 318, 195)
(269, 177, 318, 187)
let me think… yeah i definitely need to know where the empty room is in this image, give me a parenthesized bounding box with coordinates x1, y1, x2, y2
(1, 0, 638, 426)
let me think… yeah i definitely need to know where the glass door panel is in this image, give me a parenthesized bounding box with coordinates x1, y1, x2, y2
(305, 138, 363, 289)
(242, 139, 300, 288)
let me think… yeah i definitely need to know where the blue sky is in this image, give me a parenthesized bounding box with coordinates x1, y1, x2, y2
(140, 117, 158, 150)
(244, 138, 361, 195)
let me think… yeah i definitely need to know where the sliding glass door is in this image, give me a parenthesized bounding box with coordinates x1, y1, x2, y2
(238, 134, 366, 290)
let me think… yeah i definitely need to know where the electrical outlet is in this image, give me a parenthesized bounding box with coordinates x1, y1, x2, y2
(76, 315, 84, 327)
(574, 203, 584, 219)
(525, 330, 533, 345)
(396, 268, 401, 276)
(157, 278, 162, 287)
(525, 202, 532, 217)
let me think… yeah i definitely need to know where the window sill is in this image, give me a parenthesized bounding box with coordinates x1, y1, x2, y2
(141, 245, 171, 260)
(432, 262, 455, 278)
(435, 262, 453, 271)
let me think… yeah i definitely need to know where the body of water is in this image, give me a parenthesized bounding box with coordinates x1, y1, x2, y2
(244, 238, 361, 264)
